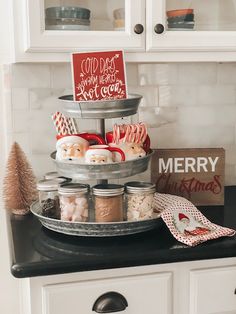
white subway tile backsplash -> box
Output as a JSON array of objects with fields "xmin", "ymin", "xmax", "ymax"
[
  {"xmin": 51, "ymin": 63, "xmax": 72, "ymax": 89},
  {"xmin": 129, "ymin": 86, "xmax": 158, "ymax": 107},
  {"xmin": 178, "ymin": 63, "xmax": 217, "ymax": 85},
  {"xmin": 198, "ymin": 85, "xmax": 235, "ymax": 105},
  {"xmin": 5, "ymin": 62, "xmax": 236, "ymax": 184},
  {"xmin": 12, "ymin": 88, "xmax": 29, "ymax": 110},
  {"xmin": 177, "ymin": 105, "xmax": 236, "ymax": 127},
  {"xmin": 31, "ymin": 132, "xmax": 55, "ymax": 155},
  {"xmin": 13, "ymin": 133, "xmax": 31, "ymax": 156},
  {"xmin": 31, "ymin": 154, "xmax": 56, "ymax": 178},
  {"xmin": 150, "ymin": 124, "xmax": 234, "ymax": 149},
  {"xmin": 11, "ymin": 64, "xmax": 51, "ymax": 88},
  {"xmin": 12, "ymin": 111, "xmax": 30, "ymax": 133},
  {"xmin": 126, "ymin": 64, "xmax": 139, "ymax": 86},
  {"xmin": 139, "ymin": 106, "xmax": 177, "ymax": 128},
  {"xmin": 159, "ymin": 85, "xmax": 197, "ymax": 107},
  {"xmin": 29, "ymin": 88, "xmax": 64, "ymax": 111},
  {"xmin": 138, "ymin": 64, "xmax": 178, "ymax": 86},
  {"xmin": 218, "ymin": 63, "xmax": 236, "ymax": 84}
]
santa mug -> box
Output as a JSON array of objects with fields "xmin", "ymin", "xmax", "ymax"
[
  {"xmin": 85, "ymin": 145, "xmax": 125, "ymax": 164},
  {"xmin": 106, "ymin": 131, "xmax": 151, "ymax": 161},
  {"xmin": 56, "ymin": 133, "xmax": 105, "ymax": 163}
]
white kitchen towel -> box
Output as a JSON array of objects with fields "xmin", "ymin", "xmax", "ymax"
[{"xmin": 154, "ymin": 193, "xmax": 236, "ymax": 247}]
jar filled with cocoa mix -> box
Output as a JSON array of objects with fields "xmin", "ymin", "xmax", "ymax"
[{"xmin": 93, "ymin": 184, "xmax": 124, "ymax": 222}]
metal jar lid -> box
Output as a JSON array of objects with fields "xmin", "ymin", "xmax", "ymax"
[
  {"xmin": 58, "ymin": 183, "xmax": 89, "ymax": 194},
  {"xmin": 93, "ymin": 184, "xmax": 124, "ymax": 197},
  {"xmin": 125, "ymin": 181, "xmax": 156, "ymax": 194},
  {"xmin": 37, "ymin": 179, "xmax": 59, "ymax": 191},
  {"xmin": 44, "ymin": 172, "xmax": 71, "ymax": 183}
]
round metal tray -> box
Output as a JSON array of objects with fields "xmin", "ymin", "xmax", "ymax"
[
  {"xmin": 30, "ymin": 201, "xmax": 161, "ymax": 237},
  {"xmin": 51, "ymin": 150, "xmax": 153, "ymax": 180},
  {"xmin": 58, "ymin": 94, "xmax": 142, "ymax": 119}
]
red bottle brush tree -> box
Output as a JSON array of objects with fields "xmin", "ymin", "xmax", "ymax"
[{"xmin": 3, "ymin": 142, "xmax": 38, "ymax": 215}]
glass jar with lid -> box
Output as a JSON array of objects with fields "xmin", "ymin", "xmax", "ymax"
[
  {"xmin": 44, "ymin": 171, "xmax": 72, "ymax": 183},
  {"xmin": 36, "ymin": 179, "xmax": 61, "ymax": 219},
  {"xmin": 125, "ymin": 182, "xmax": 156, "ymax": 221},
  {"xmin": 93, "ymin": 184, "xmax": 124, "ymax": 222},
  {"xmin": 58, "ymin": 183, "xmax": 90, "ymax": 222}
]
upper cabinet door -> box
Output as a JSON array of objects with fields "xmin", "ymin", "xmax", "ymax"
[
  {"xmin": 147, "ymin": 0, "xmax": 236, "ymax": 52},
  {"xmin": 25, "ymin": 0, "xmax": 145, "ymax": 52}
]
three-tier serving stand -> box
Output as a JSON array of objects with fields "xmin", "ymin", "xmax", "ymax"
[{"xmin": 31, "ymin": 94, "xmax": 161, "ymax": 236}]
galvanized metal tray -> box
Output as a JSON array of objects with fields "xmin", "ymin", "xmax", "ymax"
[
  {"xmin": 58, "ymin": 94, "xmax": 142, "ymax": 119},
  {"xmin": 30, "ymin": 201, "xmax": 161, "ymax": 237},
  {"xmin": 51, "ymin": 150, "xmax": 154, "ymax": 180}
]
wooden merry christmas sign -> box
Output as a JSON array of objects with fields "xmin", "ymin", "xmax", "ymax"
[
  {"xmin": 151, "ymin": 148, "xmax": 225, "ymax": 206},
  {"xmin": 71, "ymin": 50, "xmax": 127, "ymax": 101}
]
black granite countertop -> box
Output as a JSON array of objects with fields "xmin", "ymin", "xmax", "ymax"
[{"xmin": 9, "ymin": 186, "xmax": 236, "ymax": 278}]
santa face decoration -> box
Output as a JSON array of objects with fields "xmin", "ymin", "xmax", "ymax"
[
  {"xmin": 174, "ymin": 211, "xmax": 211, "ymax": 236},
  {"xmin": 109, "ymin": 142, "xmax": 146, "ymax": 162},
  {"xmin": 85, "ymin": 145, "xmax": 125, "ymax": 164},
  {"xmin": 56, "ymin": 135, "xmax": 89, "ymax": 162}
]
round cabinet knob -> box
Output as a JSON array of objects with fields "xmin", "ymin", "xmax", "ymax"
[
  {"xmin": 134, "ymin": 24, "xmax": 144, "ymax": 34},
  {"xmin": 154, "ymin": 24, "xmax": 165, "ymax": 34},
  {"xmin": 92, "ymin": 291, "xmax": 128, "ymax": 313}
]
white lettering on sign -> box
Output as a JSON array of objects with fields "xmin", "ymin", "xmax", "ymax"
[{"xmin": 159, "ymin": 157, "xmax": 219, "ymax": 173}]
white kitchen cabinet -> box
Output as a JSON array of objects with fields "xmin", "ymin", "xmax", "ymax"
[
  {"xmin": 147, "ymin": 0, "xmax": 236, "ymax": 53},
  {"xmin": 3, "ymin": 0, "xmax": 236, "ymax": 62},
  {"xmin": 20, "ymin": 257, "xmax": 236, "ymax": 314},
  {"xmin": 25, "ymin": 0, "xmax": 145, "ymax": 53},
  {"xmin": 190, "ymin": 266, "xmax": 236, "ymax": 314}
]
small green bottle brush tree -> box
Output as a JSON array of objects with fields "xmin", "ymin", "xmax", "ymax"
[{"xmin": 3, "ymin": 142, "xmax": 37, "ymax": 215}]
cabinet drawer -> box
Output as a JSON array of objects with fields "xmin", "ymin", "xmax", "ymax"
[
  {"xmin": 190, "ymin": 266, "xmax": 236, "ymax": 314},
  {"xmin": 43, "ymin": 272, "xmax": 173, "ymax": 314}
]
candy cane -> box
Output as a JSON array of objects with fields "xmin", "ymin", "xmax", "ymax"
[
  {"xmin": 140, "ymin": 123, "xmax": 148, "ymax": 143},
  {"xmin": 52, "ymin": 112, "xmax": 67, "ymax": 135},
  {"xmin": 66, "ymin": 117, "xmax": 77, "ymax": 134}
]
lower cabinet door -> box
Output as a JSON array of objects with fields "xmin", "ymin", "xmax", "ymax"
[
  {"xmin": 42, "ymin": 272, "xmax": 173, "ymax": 314},
  {"xmin": 190, "ymin": 266, "xmax": 236, "ymax": 314}
]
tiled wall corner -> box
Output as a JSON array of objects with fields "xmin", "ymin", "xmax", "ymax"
[{"xmin": 5, "ymin": 62, "xmax": 236, "ymax": 185}]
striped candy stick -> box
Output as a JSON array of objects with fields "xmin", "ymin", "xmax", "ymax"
[{"xmin": 52, "ymin": 112, "xmax": 67, "ymax": 135}]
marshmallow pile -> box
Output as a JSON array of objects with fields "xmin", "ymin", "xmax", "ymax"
[
  {"xmin": 60, "ymin": 195, "xmax": 88, "ymax": 222},
  {"xmin": 127, "ymin": 193, "xmax": 154, "ymax": 221}
]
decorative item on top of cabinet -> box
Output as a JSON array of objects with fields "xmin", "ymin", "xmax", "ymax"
[{"xmin": 3, "ymin": 142, "xmax": 37, "ymax": 215}]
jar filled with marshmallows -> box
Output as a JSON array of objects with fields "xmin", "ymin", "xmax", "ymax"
[
  {"xmin": 58, "ymin": 183, "xmax": 90, "ymax": 222},
  {"xmin": 125, "ymin": 182, "xmax": 156, "ymax": 221}
]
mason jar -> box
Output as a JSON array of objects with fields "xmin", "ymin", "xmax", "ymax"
[
  {"xmin": 92, "ymin": 184, "xmax": 124, "ymax": 222},
  {"xmin": 58, "ymin": 183, "xmax": 90, "ymax": 222},
  {"xmin": 36, "ymin": 179, "xmax": 61, "ymax": 219},
  {"xmin": 125, "ymin": 181, "xmax": 156, "ymax": 221},
  {"xmin": 44, "ymin": 171, "xmax": 72, "ymax": 183}
]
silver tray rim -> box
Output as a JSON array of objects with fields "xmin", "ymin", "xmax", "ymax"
[
  {"xmin": 51, "ymin": 149, "xmax": 154, "ymax": 168},
  {"xmin": 30, "ymin": 201, "xmax": 161, "ymax": 237},
  {"xmin": 58, "ymin": 93, "xmax": 142, "ymax": 105}
]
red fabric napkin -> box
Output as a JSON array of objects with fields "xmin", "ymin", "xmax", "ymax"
[{"xmin": 154, "ymin": 193, "xmax": 236, "ymax": 247}]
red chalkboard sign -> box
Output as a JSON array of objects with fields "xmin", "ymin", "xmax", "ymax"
[{"xmin": 71, "ymin": 50, "xmax": 127, "ymax": 101}]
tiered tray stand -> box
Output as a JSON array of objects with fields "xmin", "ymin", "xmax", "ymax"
[{"xmin": 31, "ymin": 94, "xmax": 161, "ymax": 236}]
